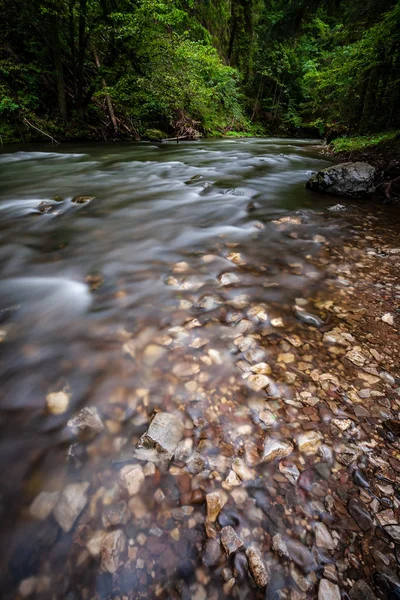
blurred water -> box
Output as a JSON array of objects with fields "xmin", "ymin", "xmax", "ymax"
[{"xmin": 0, "ymin": 138, "xmax": 342, "ymax": 598}]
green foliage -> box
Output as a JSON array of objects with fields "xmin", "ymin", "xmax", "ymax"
[{"xmin": 331, "ymin": 131, "xmax": 400, "ymax": 153}]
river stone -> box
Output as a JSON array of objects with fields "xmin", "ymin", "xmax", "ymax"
[
  {"xmin": 318, "ymin": 579, "xmax": 341, "ymax": 600},
  {"xmin": 314, "ymin": 522, "xmax": 336, "ymax": 550},
  {"xmin": 306, "ymin": 162, "xmax": 376, "ymax": 198},
  {"xmin": 100, "ymin": 529, "xmax": 126, "ymax": 573},
  {"xmin": 262, "ymin": 438, "xmax": 294, "ymax": 462},
  {"xmin": 30, "ymin": 491, "xmax": 61, "ymax": 520},
  {"xmin": 347, "ymin": 497, "xmax": 373, "ymax": 531},
  {"xmin": 206, "ymin": 491, "xmax": 226, "ymax": 522},
  {"xmin": 67, "ymin": 407, "xmax": 104, "ymax": 441},
  {"xmin": 349, "ymin": 580, "xmax": 376, "ymax": 600},
  {"xmin": 221, "ymin": 526, "xmax": 244, "ymax": 555},
  {"xmin": 272, "ymin": 534, "xmax": 314, "ymax": 572},
  {"xmin": 120, "ymin": 464, "xmax": 145, "ymax": 495},
  {"xmin": 203, "ymin": 538, "xmax": 223, "ymax": 567},
  {"xmin": 246, "ymin": 546, "xmax": 269, "ymax": 587},
  {"xmin": 297, "ymin": 430, "xmax": 323, "ymax": 454},
  {"xmin": 53, "ymin": 482, "xmax": 89, "ymax": 532},
  {"xmin": 137, "ymin": 412, "xmax": 184, "ymax": 456}
]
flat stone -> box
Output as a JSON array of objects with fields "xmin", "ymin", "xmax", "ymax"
[
  {"xmin": 262, "ymin": 438, "xmax": 294, "ymax": 462},
  {"xmin": 100, "ymin": 529, "xmax": 126, "ymax": 573},
  {"xmin": 246, "ymin": 546, "xmax": 269, "ymax": 587},
  {"xmin": 67, "ymin": 407, "xmax": 104, "ymax": 441},
  {"xmin": 279, "ymin": 462, "xmax": 300, "ymax": 485},
  {"xmin": 53, "ymin": 482, "xmax": 89, "ymax": 532},
  {"xmin": 206, "ymin": 491, "xmax": 225, "ymax": 522},
  {"xmin": 314, "ymin": 522, "xmax": 336, "ymax": 549},
  {"xmin": 297, "ymin": 430, "xmax": 323, "ymax": 454},
  {"xmin": 221, "ymin": 526, "xmax": 244, "ymax": 555},
  {"xmin": 30, "ymin": 491, "xmax": 60, "ymax": 520},
  {"xmin": 349, "ymin": 580, "xmax": 376, "ymax": 600},
  {"xmin": 272, "ymin": 534, "xmax": 314, "ymax": 572},
  {"xmin": 348, "ymin": 498, "xmax": 373, "ymax": 531},
  {"xmin": 318, "ymin": 579, "xmax": 341, "ymax": 600},
  {"xmin": 137, "ymin": 412, "xmax": 184, "ymax": 456},
  {"xmin": 120, "ymin": 464, "xmax": 145, "ymax": 496}
]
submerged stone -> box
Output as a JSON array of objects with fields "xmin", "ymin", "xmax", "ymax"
[
  {"xmin": 137, "ymin": 412, "xmax": 184, "ymax": 456},
  {"xmin": 246, "ymin": 546, "xmax": 269, "ymax": 587},
  {"xmin": 67, "ymin": 407, "xmax": 104, "ymax": 441},
  {"xmin": 53, "ymin": 482, "xmax": 89, "ymax": 532}
]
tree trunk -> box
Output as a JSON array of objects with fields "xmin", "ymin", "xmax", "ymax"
[
  {"xmin": 93, "ymin": 50, "xmax": 118, "ymax": 134},
  {"xmin": 51, "ymin": 15, "xmax": 68, "ymax": 121},
  {"xmin": 77, "ymin": 0, "xmax": 87, "ymax": 116}
]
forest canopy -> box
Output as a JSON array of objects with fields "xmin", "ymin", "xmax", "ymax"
[{"xmin": 0, "ymin": 0, "xmax": 399, "ymax": 143}]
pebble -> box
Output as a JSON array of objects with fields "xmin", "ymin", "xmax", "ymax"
[
  {"xmin": 231, "ymin": 458, "xmax": 254, "ymax": 481},
  {"xmin": 138, "ymin": 412, "xmax": 184, "ymax": 456},
  {"xmin": 347, "ymin": 498, "xmax": 373, "ymax": 531},
  {"xmin": 221, "ymin": 526, "xmax": 244, "ymax": 555},
  {"xmin": 314, "ymin": 522, "xmax": 336, "ymax": 550},
  {"xmin": 120, "ymin": 464, "xmax": 145, "ymax": 495},
  {"xmin": 30, "ymin": 491, "xmax": 60, "ymax": 520},
  {"xmin": 318, "ymin": 579, "xmax": 341, "ymax": 600},
  {"xmin": 206, "ymin": 491, "xmax": 225, "ymax": 522},
  {"xmin": 247, "ymin": 373, "xmax": 270, "ymax": 391},
  {"xmin": 246, "ymin": 546, "xmax": 269, "ymax": 587},
  {"xmin": 203, "ymin": 538, "xmax": 222, "ymax": 567},
  {"xmin": 46, "ymin": 390, "xmax": 70, "ymax": 415},
  {"xmin": 100, "ymin": 529, "xmax": 126, "ymax": 573},
  {"xmin": 53, "ymin": 482, "xmax": 90, "ymax": 532},
  {"xmin": 219, "ymin": 272, "xmax": 240, "ymax": 286},
  {"xmin": 272, "ymin": 534, "xmax": 314, "ymax": 571},
  {"xmin": 297, "ymin": 430, "xmax": 323, "ymax": 454},
  {"xmin": 279, "ymin": 461, "xmax": 300, "ymax": 485},
  {"xmin": 382, "ymin": 313, "xmax": 395, "ymax": 325},
  {"xmin": 262, "ymin": 438, "xmax": 294, "ymax": 462},
  {"xmin": 67, "ymin": 407, "xmax": 104, "ymax": 441}
]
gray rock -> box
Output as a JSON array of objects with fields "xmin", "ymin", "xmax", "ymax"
[
  {"xmin": 307, "ymin": 162, "xmax": 376, "ymax": 198},
  {"xmin": 349, "ymin": 580, "xmax": 376, "ymax": 600},
  {"xmin": 67, "ymin": 407, "xmax": 104, "ymax": 441},
  {"xmin": 318, "ymin": 579, "xmax": 341, "ymax": 600},
  {"xmin": 221, "ymin": 526, "xmax": 244, "ymax": 555},
  {"xmin": 53, "ymin": 482, "xmax": 89, "ymax": 532},
  {"xmin": 203, "ymin": 538, "xmax": 223, "ymax": 567},
  {"xmin": 137, "ymin": 412, "xmax": 184, "ymax": 456},
  {"xmin": 314, "ymin": 522, "xmax": 336, "ymax": 550},
  {"xmin": 272, "ymin": 534, "xmax": 314, "ymax": 572},
  {"xmin": 30, "ymin": 491, "xmax": 60, "ymax": 520}
]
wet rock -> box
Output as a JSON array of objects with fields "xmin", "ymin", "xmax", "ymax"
[
  {"xmin": 279, "ymin": 462, "xmax": 300, "ymax": 485},
  {"xmin": 53, "ymin": 482, "xmax": 89, "ymax": 532},
  {"xmin": 349, "ymin": 580, "xmax": 376, "ymax": 600},
  {"xmin": 72, "ymin": 195, "xmax": 95, "ymax": 204},
  {"xmin": 232, "ymin": 458, "xmax": 255, "ymax": 481},
  {"xmin": 67, "ymin": 407, "xmax": 104, "ymax": 441},
  {"xmin": 293, "ymin": 305, "xmax": 324, "ymax": 327},
  {"xmin": 102, "ymin": 501, "xmax": 130, "ymax": 527},
  {"xmin": 314, "ymin": 522, "xmax": 336, "ymax": 550},
  {"xmin": 138, "ymin": 412, "xmax": 184, "ymax": 456},
  {"xmin": 328, "ymin": 204, "xmax": 346, "ymax": 212},
  {"xmin": 262, "ymin": 438, "xmax": 294, "ymax": 463},
  {"xmin": 347, "ymin": 498, "xmax": 373, "ymax": 531},
  {"xmin": 219, "ymin": 272, "xmax": 240, "ymax": 286},
  {"xmin": 246, "ymin": 546, "xmax": 269, "ymax": 587},
  {"xmin": 297, "ymin": 430, "xmax": 323, "ymax": 454},
  {"xmin": 318, "ymin": 579, "xmax": 341, "ymax": 600},
  {"xmin": 19, "ymin": 577, "xmax": 38, "ymax": 597},
  {"xmin": 307, "ymin": 162, "xmax": 376, "ymax": 198},
  {"xmin": 247, "ymin": 373, "xmax": 270, "ymax": 391},
  {"xmin": 206, "ymin": 491, "xmax": 226, "ymax": 522},
  {"xmin": 120, "ymin": 464, "xmax": 145, "ymax": 495},
  {"xmin": 384, "ymin": 524, "xmax": 400, "ymax": 543},
  {"xmin": 100, "ymin": 529, "xmax": 126, "ymax": 573},
  {"xmin": 46, "ymin": 390, "xmax": 70, "ymax": 415},
  {"xmin": 221, "ymin": 526, "xmax": 244, "ymax": 555},
  {"xmin": 30, "ymin": 491, "xmax": 60, "ymax": 520},
  {"xmin": 203, "ymin": 538, "xmax": 222, "ymax": 567},
  {"xmin": 272, "ymin": 534, "xmax": 314, "ymax": 572}
]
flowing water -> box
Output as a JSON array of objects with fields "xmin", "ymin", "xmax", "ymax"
[{"xmin": 0, "ymin": 139, "xmax": 399, "ymax": 600}]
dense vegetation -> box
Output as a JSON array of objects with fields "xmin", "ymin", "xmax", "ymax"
[{"xmin": 0, "ymin": 0, "xmax": 399, "ymax": 143}]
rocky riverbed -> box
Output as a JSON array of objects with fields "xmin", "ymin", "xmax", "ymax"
[{"xmin": 0, "ymin": 141, "xmax": 399, "ymax": 600}]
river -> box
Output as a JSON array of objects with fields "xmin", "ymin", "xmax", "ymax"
[{"xmin": 0, "ymin": 138, "xmax": 399, "ymax": 599}]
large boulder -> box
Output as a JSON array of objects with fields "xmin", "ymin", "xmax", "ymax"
[{"xmin": 306, "ymin": 162, "xmax": 376, "ymax": 198}]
